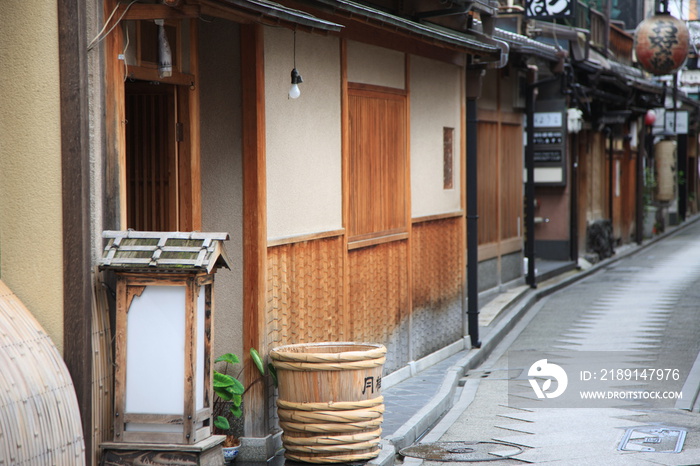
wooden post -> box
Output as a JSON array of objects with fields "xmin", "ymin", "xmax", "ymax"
[
  {"xmin": 58, "ymin": 0, "xmax": 93, "ymax": 462},
  {"xmin": 241, "ymin": 23, "xmax": 268, "ymax": 437}
]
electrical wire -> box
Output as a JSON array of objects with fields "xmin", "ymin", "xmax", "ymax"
[{"xmin": 87, "ymin": 0, "xmax": 139, "ymax": 52}]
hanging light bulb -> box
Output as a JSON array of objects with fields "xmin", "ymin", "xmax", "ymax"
[{"xmin": 289, "ymin": 68, "xmax": 303, "ymax": 99}]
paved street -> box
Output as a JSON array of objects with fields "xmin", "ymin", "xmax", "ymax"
[{"xmin": 403, "ymin": 219, "xmax": 700, "ymax": 465}]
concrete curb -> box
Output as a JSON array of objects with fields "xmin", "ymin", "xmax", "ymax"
[{"xmin": 370, "ymin": 214, "xmax": 700, "ymax": 466}]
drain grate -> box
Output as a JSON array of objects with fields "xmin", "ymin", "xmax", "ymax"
[
  {"xmin": 399, "ymin": 441, "xmax": 524, "ymax": 462},
  {"xmin": 618, "ymin": 426, "xmax": 687, "ymax": 453}
]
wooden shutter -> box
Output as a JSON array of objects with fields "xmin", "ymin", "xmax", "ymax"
[{"xmin": 347, "ymin": 87, "xmax": 408, "ymax": 243}]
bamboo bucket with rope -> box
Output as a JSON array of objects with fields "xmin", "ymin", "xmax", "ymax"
[{"xmin": 270, "ymin": 342, "xmax": 386, "ymax": 463}]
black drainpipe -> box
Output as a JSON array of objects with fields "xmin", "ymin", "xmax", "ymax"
[
  {"xmin": 608, "ymin": 127, "xmax": 614, "ymax": 221},
  {"xmin": 570, "ymin": 130, "xmax": 579, "ymax": 263},
  {"xmin": 525, "ymin": 76, "xmax": 537, "ymax": 288},
  {"xmin": 636, "ymin": 122, "xmax": 647, "ymax": 245},
  {"xmin": 466, "ymin": 69, "xmax": 483, "ymax": 349}
]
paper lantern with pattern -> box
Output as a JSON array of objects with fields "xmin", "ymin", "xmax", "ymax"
[{"xmin": 634, "ymin": 13, "xmax": 689, "ymax": 76}]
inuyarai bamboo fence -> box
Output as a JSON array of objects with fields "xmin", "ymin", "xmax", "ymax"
[
  {"xmin": 270, "ymin": 342, "xmax": 386, "ymax": 464},
  {"xmin": 92, "ymin": 269, "xmax": 114, "ymax": 465},
  {"xmin": 0, "ymin": 280, "xmax": 85, "ymax": 465}
]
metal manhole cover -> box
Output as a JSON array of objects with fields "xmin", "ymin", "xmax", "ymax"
[
  {"xmin": 399, "ymin": 441, "xmax": 524, "ymax": 462},
  {"xmin": 618, "ymin": 426, "xmax": 687, "ymax": 453}
]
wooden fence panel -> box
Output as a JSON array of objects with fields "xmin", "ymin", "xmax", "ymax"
[
  {"xmin": 500, "ymin": 123, "xmax": 523, "ymax": 240},
  {"xmin": 477, "ymin": 121, "xmax": 499, "ymax": 244},
  {"xmin": 347, "ymin": 89, "xmax": 408, "ymax": 242}
]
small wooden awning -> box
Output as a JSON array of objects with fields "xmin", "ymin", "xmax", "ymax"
[{"xmin": 99, "ymin": 231, "xmax": 231, "ymax": 274}]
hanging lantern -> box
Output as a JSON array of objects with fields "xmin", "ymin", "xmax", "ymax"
[{"xmin": 634, "ymin": 13, "xmax": 689, "ymax": 76}]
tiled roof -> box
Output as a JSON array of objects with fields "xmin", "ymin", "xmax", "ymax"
[{"xmin": 99, "ymin": 230, "xmax": 230, "ymax": 274}]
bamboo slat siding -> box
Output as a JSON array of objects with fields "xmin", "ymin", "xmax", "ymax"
[
  {"xmin": 411, "ymin": 217, "xmax": 464, "ymax": 358},
  {"xmin": 266, "ymin": 237, "xmax": 410, "ymax": 376},
  {"xmin": 266, "ymin": 236, "xmax": 346, "ymax": 347},
  {"xmin": 347, "ymin": 241, "xmax": 409, "ymax": 373},
  {"xmin": 0, "ymin": 280, "xmax": 86, "ymax": 465},
  {"xmin": 265, "ymin": 218, "xmax": 464, "ymax": 375},
  {"xmin": 92, "ymin": 271, "xmax": 114, "ymax": 466}
]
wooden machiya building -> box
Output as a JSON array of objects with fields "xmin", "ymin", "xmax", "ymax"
[{"xmin": 75, "ymin": 0, "xmax": 521, "ymax": 462}]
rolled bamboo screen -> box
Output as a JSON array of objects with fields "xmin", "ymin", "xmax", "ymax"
[
  {"xmin": 270, "ymin": 342, "xmax": 386, "ymax": 464},
  {"xmin": 0, "ymin": 280, "xmax": 85, "ymax": 465}
]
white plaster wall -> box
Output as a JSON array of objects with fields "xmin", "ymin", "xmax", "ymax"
[
  {"xmin": 347, "ymin": 41, "xmax": 405, "ymax": 89},
  {"xmin": 199, "ymin": 20, "xmax": 244, "ymax": 357},
  {"xmin": 0, "ymin": 1, "xmax": 64, "ymax": 352},
  {"xmin": 410, "ymin": 55, "xmax": 463, "ymax": 218},
  {"xmin": 265, "ymin": 28, "xmax": 342, "ymax": 240}
]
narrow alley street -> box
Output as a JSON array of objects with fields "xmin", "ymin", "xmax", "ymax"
[{"xmin": 405, "ymin": 219, "xmax": 700, "ymax": 465}]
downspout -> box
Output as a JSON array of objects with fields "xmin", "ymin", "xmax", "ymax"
[
  {"xmin": 636, "ymin": 121, "xmax": 646, "ymax": 244},
  {"xmin": 570, "ymin": 130, "xmax": 579, "ymax": 263},
  {"xmin": 466, "ymin": 68, "xmax": 484, "ymax": 349},
  {"xmin": 525, "ymin": 67, "xmax": 537, "ymax": 288},
  {"xmin": 608, "ymin": 127, "xmax": 614, "ymax": 222},
  {"xmin": 679, "ymin": 132, "xmax": 688, "ymax": 222},
  {"xmin": 674, "ymin": 74, "xmax": 688, "ymax": 222},
  {"xmin": 464, "ymin": 13, "xmax": 508, "ymax": 349}
]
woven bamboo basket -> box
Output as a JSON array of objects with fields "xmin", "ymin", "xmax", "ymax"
[
  {"xmin": 0, "ymin": 280, "xmax": 85, "ymax": 465},
  {"xmin": 270, "ymin": 342, "xmax": 386, "ymax": 463}
]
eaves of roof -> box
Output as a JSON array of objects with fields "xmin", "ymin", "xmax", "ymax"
[
  {"xmin": 216, "ymin": 0, "xmax": 344, "ymax": 31},
  {"xmin": 310, "ymin": 0, "xmax": 501, "ymax": 57},
  {"xmin": 494, "ymin": 28, "xmax": 560, "ymax": 62}
]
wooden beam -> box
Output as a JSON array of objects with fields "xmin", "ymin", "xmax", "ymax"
[
  {"xmin": 188, "ymin": 20, "xmax": 202, "ymax": 230},
  {"xmin": 125, "ymin": 66, "xmax": 195, "ymax": 87},
  {"xmin": 58, "ymin": 0, "xmax": 93, "ymax": 463},
  {"xmin": 240, "ymin": 23, "xmax": 268, "ymax": 438},
  {"xmin": 104, "ymin": 0, "xmax": 127, "ymax": 229},
  {"xmin": 120, "ymin": 3, "xmax": 201, "ymax": 20}
]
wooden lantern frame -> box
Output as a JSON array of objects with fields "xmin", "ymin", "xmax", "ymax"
[{"xmin": 99, "ymin": 231, "xmax": 230, "ymax": 446}]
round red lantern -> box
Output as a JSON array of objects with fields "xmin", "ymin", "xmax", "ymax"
[
  {"xmin": 634, "ymin": 13, "xmax": 689, "ymax": 76},
  {"xmin": 644, "ymin": 109, "xmax": 657, "ymax": 126}
]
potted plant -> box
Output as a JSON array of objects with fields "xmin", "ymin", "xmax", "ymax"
[{"xmin": 213, "ymin": 348, "xmax": 277, "ymax": 463}]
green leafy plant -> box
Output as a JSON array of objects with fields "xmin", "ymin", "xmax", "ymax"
[{"xmin": 212, "ymin": 348, "xmax": 277, "ymax": 433}]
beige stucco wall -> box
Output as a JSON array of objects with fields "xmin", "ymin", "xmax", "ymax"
[
  {"xmin": 347, "ymin": 41, "xmax": 405, "ymax": 89},
  {"xmin": 265, "ymin": 28, "xmax": 342, "ymax": 240},
  {"xmin": 0, "ymin": 1, "xmax": 64, "ymax": 352},
  {"xmin": 199, "ymin": 20, "xmax": 245, "ymax": 358},
  {"xmin": 410, "ymin": 55, "xmax": 463, "ymax": 218}
]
